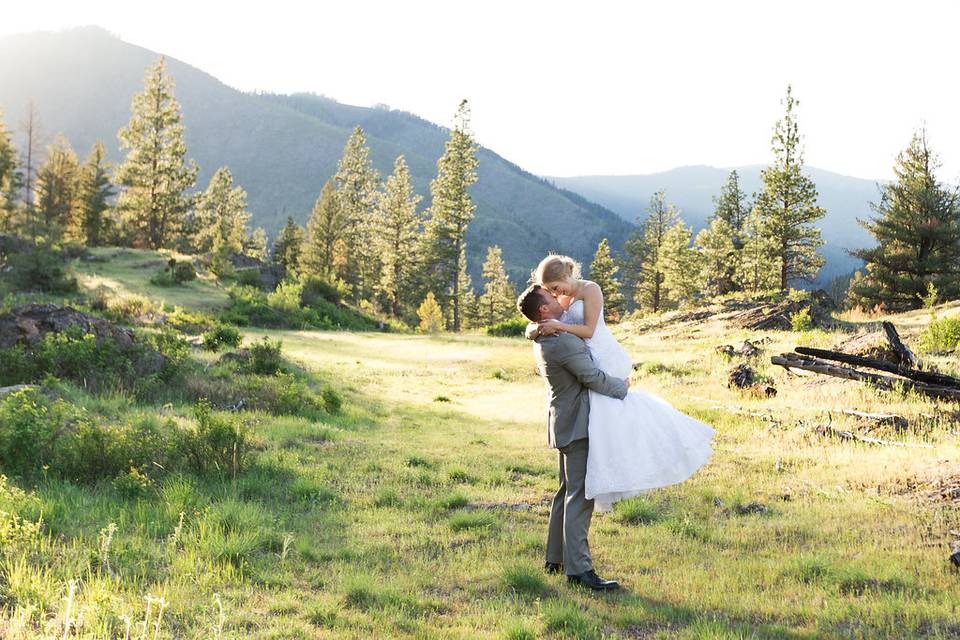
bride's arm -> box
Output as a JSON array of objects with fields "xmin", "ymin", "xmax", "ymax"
[{"xmin": 540, "ymin": 283, "xmax": 603, "ymax": 339}]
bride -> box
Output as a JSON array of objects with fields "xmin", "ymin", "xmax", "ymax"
[{"xmin": 529, "ymin": 254, "xmax": 715, "ymax": 512}]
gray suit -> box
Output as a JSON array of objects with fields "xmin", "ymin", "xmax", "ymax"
[{"xmin": 533, "ymin": 332, "xmax": 628, "ymax": 575}]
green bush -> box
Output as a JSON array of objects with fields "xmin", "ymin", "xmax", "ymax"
[
  {"xmin": 234, "ymin": 268, "xmax": 262, "ymax": 288},
  {"xmin": 202, "ymin": 324, "xmax": 243, "ymax": 351},
  {"xmin": 150, "ymin": 258, "xmax": 197, "ymax": 287},
  {"xmin": 244, "ymin": 337, "xmax": 284, "ymax": 375},
  {"xmin": 180, "ymin": 399, "xmax": 249, "ymax": 477},
  {"xmin": 7, "ymin": 247, "xmax": 78, "ymax": 294},
  {"xmin": 919, "ymin": 314, "xmax": 960, "ymax": 353},
  {"xmin": 300, "ymin": 276, "xmax": 345, "ymax": 307},
  {"xmin": 790, "ymin": 307, "xmax": 813, "ymax": 332},
  {"xmin": 486, "ymin": 317, "xmax": 528, "ymax": 338},
  {"xmin": 0, "ymin": 326, "xmax": 188, "ymax": 395},
  {"xmin": 221, "ymin": 284, "xmax": 380, "ymax": 331}
]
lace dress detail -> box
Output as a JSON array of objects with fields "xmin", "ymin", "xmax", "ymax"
[{"xmin": 563, "ymin": 299, "xmax": 715, "ymax": 512}]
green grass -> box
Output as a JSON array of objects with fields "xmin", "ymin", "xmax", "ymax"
[{"xmin": 0, "ymin": 256, "xmax": 959, "ymax": 637}]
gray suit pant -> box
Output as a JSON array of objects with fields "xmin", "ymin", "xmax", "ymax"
[{"xmin": 545, "ymin": 437, "xmax": 593, "ymax": 575}]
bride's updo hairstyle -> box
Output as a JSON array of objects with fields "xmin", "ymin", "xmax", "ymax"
[{"xmin": 533, "ymin": 254, "xmax": 581, "ymax": 286}]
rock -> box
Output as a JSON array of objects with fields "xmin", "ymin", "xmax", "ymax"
[
  {"xmin": 832, "ymin": 331, "xmax": 900, "ymax": 365},
  {"xmin": 734, "ymin": 501, "xmax": 769, "ymax": 515},
  {"xmin": 0, "ymin": 384, "xmax": 33, "ymax": 398},
  {"xmin": 0, "ymin": 304, "xmax": 137, "ymax": 349},
  {"xmin": 736, "ymin": 340, "xmax": 762, "ymax": 357},
  {"xmin": 716, "ymin": 344, "xmax": 735, "ymax": 357},
  {"xmin": 727, "ymin": 364, "xmax": 755, "ymax": 388}
]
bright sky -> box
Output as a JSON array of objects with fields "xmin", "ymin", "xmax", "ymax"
[{"xmin": 5, "ymin": 0, "xmax": 959, "ymax": 181}]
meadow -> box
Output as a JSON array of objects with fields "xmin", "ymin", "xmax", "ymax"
[{"xmin": 0, "ymin": 250, "xmax": 958, "ymax": 639}]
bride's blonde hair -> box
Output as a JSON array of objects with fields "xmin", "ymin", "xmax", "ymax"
[{"xmin": 533, "ymin": 254, "xmax": 581, "ymax": 285}]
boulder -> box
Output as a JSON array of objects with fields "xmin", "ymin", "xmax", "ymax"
[{"xmin": 0, "ymin": 304, "xmax": 136, "ymax": 349}]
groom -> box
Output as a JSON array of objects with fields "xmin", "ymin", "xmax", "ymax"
[{"xmin": 517, "ymin": 284, "xmax": 629, "ymax": 590}]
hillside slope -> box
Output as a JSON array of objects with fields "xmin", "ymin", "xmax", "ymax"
[{"xmin": 0, "ymin": 27, "xmax": 632, "ymax": 283}]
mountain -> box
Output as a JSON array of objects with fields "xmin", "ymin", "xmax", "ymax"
[
  {"xmin": 0, "ymin": 26, "xmax": 632, "ymax": 284},
  {"xmin": 549, "ymin": 166, "xmax": 885, "ymax": 285}
]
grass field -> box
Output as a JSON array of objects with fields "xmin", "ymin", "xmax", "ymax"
[{"xmin": 1, "ymin": 251, "xmax": 959, "ymax": 638}]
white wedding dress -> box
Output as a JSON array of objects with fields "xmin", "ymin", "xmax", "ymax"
[{"xmin": 562, "ymin": 299, "xmax": 716, "ymax": 512}]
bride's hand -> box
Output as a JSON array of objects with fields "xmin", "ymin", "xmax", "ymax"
[{"xmin": 538, "ymin": 319, "xmax": 565, "ymax": 336}]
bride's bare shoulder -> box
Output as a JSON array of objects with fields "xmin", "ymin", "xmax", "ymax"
[{"xmin": 580, "ymin": 280, "xmax": 604, "ymax": 301}]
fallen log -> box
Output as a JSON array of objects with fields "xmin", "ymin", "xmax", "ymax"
[
  {"xmin": 771, "ymin": 353, "xmax": 960, "ymax": 402},
  {"xmin": 813, "ymin": 423, "xmax": 935, "ymax": 448},
  {"xmin": 883, "ymin": 321, "xmax": 922, "ymax": 370},
  {"xmin": 841, "ymin": 409, "xmax": 908, "ymax": 431},
  {"xmin": 793, "ymin": 346, "xmax": 960, "ymax": 388}
]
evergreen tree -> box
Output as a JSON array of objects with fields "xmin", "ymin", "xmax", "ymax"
[
  {"xmin": 333, "ymin": 127, "xmax": 379, "ymax": 300},
  {"xmin": 848, "ymin": 129, "xmax": 960, "ymax": 311},
  {"xmin": 116, "ymin": 57, "xmax": 198, "ymax": 249},
  {"xmin": 423, "ymin": 100, "xmax": 479, "ymax": 331},
  {"xmin": 479, "ymin": 245, "xmax": 517, "ymax": 325},
  {"xmin": 695, "ymin": 217, "xmax": 738, "ymax": 296},
  {"xmin": 0, "ymin": 112, "xmax": 22, "ymax": 232},
  {"xmin": 272, "ymin": 216, "xmax": 305, "ymax": 274},
  {"xmin": 736, "ymin": 208, "xmax": 781, "ymax": 292},
  {"xmin": 632, "ymin": 191, "xmax": 679, "ymax": 312},
  {"xmin": 418, "ymin": 291, "xmax": 444, "ymax": 333},
  {"xmin": 377, "ymin": 155, "xmax": 424, "ymax": 318},
  {"xmin": 712, "ymin": 169, "xmax": 750, "ymax": 247},
  {"xmin": 192, "ymin": 167, "xmax": 251, "ymax": 255},
  {"xmin": 660, "ymin": 221, "xmax": 703, "ymax": 307},
  {"xmin": 32, "ymin": 135, "xmax": 79, "ymax": 243},
  {"xmin": 73, "ymin": 141, "xmax": 115, "ymax": 246},
  {"xmin": 302, "ymin": 180, "xmax": 346, "ymax": 280},
  {"xmin": 588, "ymin": 238, "xmax": 625, "ymax": 322},
  {"xmin": 754, "ymin": 86, "xmax": 825, "ymax": 289},
  {"xmin": 245, "ymin": 227, "xmax": 269, "ymax": 261}
]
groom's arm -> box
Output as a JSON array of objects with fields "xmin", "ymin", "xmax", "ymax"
[{"xmin": 553, "ymin": 335, "xmax": 629, "ymax": 399}]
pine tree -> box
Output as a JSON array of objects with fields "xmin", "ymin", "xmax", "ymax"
[
  {"xmin": 418, "ymin": 291, "xmax": 444, "ymax": 333},
  {"xmin": 116, "ymin": 57, "xmax": 198, "ymax": 249},
  {"xmin": 660, "ymin": 221, "xmax": 703, "ymax": 307},
  {"xmin": 0, "ymin": 111, "xmax": 22, "ymax": 232},
  {"xmin": 632, "ymin": 191, "xmax": 679, "ymax": 312},
  {"xmin": 32, "ymin": 135, "xmax": 79, "ymax": 243},
  {"xmin": 848, "ymin": 129, "xmax": 960, "ymax": 311},
  {"xmin": 377, "ymin": 155, "xmax": 424, "ymax": 319},
  {"xmin": 712, "ymin": 170, "xmax": 750, "ymax": 247},
  {"xmin": 302, "ymin": 180, "xmax": 346, "ymax": 280},
  {"xmin": 479, "ymin": 245, "xmax": 517, "ymax": 326},
  {"xmin": 245, "ymin": 227, "xmax": 269, "ymax": 261},
  {"xmin": 73, "ymin": 141, "xmax": 115, "ymax": 246},
  {"xmin": 695, "ymin": 217, "xmax": 738, "ymax": 296},
  {"xmin": 736, "ymin": 208, "xmax": 781, "ymax": 292},
  {"xmin": 423, "ymin": 100, "xmax": 479, "ymax": 331},
  {"xmin": 191, "ymin": 167, "xmax": 251, "ymax": 255},
  {"xmin": 588, "ymin": 238, "xmax": 625, "ymax": 322},
  {"xmin": 754, "ymin": 86, "xmax": 825, "ymax": 289},
  {"xmin": 333, "ymin": 127, "xmax": 379, "ymax": 301},
  {"xmin": 272, "ymin": 217, "xmax": 305, "ymax": 273}
]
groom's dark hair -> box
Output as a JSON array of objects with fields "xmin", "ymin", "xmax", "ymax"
[{"xmin": 517, "ymin": 284, "xmax": 551, "ymax": 322}]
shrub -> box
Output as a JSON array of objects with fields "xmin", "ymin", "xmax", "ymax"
[
  {"xmin": 790, "ymin": 307, "xmax": 813, "ymax": 332},
  {"xmin": 244, "ymin": 337, "xmax": 284, "ymax": 375},
  {"xmin": 7, "ymin": 247, "xmax": 78, "ymax": 294},
  {"xmin": 180, "ymin": 399, "xmax": 249, "ymax": 477},
  {"xmin": 919, "ymin": 314, "xmax": 960, "ymax": 353},
  {"xmin": 222, "ymin": 284, "xmax": 379, "ymax": 331},
  {"xmin": 202, "ymin": 324, "xmax": 243, "ymax": 351},
  {"xmin": 151, "ymin": 258, "xmax": 197, "ymax": 286},
  {"xmin": 166, "ymin": 307, "xmax": 215, "ymax": 335},
  {"xmin": 300, "ymin": 276, "xmax": 344, "ymax": 307},
  {"xmin": 418, "ymin": 292, "xmax": 443, "ymax": 333},
  {"xmin": 107, "ymin": 294, "xmax": 154, "ymax": 321},
  {"xmin": 235, "ymin": 268, "xmax": 262, "ymax": 288},
  {"xmin": 486, "ymin": 316, "xmax": 527, "ymax": 338}
]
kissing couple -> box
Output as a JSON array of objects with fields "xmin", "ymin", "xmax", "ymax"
[{"xmin": 516, "ymin": 254, "xmax": 715, "ymax": 590}]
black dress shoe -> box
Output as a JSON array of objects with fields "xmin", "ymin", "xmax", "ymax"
[
  {"xmin": 567, "ymin": 569, "xmax": 619, "ymax": 591},
  {"xmin": 544, "ymin": 562, "xmax": 562, "ymax": 574}
]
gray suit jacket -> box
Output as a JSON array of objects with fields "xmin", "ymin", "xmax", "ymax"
[{"xmin": 533, "ymin": 332, "xmax": 629, "ymax": 449}]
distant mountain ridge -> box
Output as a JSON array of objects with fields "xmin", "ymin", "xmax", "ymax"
[
  {"xmin": 0, "ymin": 26, "xmax": 631, "ymax": 284},
  {"xmin": 549, "ymin": 165, "xmax": 885, "ymax": 285}
]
